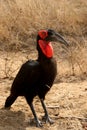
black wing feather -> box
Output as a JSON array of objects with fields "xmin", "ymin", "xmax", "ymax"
[{"xmin": 11, "ymin": 60, "xmax": 41, "ymax": 95}]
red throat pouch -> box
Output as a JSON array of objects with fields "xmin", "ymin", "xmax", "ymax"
[{"xmin": 38, "ymin": 40, "xmax": 53, "ymax": 58}]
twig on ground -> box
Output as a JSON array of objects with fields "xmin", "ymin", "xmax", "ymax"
[
  {"xmin": 47, "ymin": 106, "xmax": 60, "ymax": 109},
  {"xmin": 52, "ymin": 115, "xmax": 87, "ymax": 121}
]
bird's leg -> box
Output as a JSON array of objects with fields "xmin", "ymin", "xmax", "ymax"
[
  {"xmin": 25, "ymin": 96, "xmax": 43, "ymax": 127},
  {"xmin": 40, "ymin": 99, "xmax": 54, "ymax": 124},
  {"xmin": 29, "ymin": 103, "xmax": 43, "ymax": 127}
]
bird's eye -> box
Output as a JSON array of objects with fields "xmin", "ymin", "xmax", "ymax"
[{"xmin": 48, "ymin": 31, "xmax": 53, "ymax": 36}]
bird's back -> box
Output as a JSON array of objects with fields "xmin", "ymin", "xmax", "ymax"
[{"xmin": 11, "ymin": 60, "xmax": 41, "ymax": 96}]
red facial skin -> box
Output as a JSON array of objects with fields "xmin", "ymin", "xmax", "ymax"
[{"xmin": 38, "ymin": 40, "xmax": 53, "ymax": 58}]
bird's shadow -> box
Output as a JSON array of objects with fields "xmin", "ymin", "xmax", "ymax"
[
  {"xmin": 0, "ymin": 107, "xmax": 43, "ymax": 129},
  {"xmin": 0, "ymin": 108, "xmax": 26, "ymax": 130}
]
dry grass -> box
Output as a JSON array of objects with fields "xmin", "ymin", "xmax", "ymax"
[
  {"xmin": 0, "ymin": 0, "xmax": 87, "ymax": 42},
  {"xmin": 0, "ymin": 0, "xmax": 87, "ymax": 77}
]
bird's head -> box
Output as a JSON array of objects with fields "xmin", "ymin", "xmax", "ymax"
[
  {"xmin": 37, "ymin": 29, "xmax": 69, "ymax": 58},
  {"xmin": 38, "ymin": 29, "xmax": 69, "ymax": 46}
]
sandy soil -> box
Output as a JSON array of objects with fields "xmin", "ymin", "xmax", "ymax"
[
  {"xmin": 0, "ymin": 79, "xmax": 87, "ymax": 130},
  {"xmin": 0, "ymin": 52, "xmax": 87, "ymax": 130}
]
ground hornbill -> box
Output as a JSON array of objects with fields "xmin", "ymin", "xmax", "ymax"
[{"xmin": 4, "ymin": 29, "xmax": 69, "ymax": 127}]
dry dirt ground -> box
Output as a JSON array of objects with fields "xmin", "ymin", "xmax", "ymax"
[{"xmin": 0, "ymin": 51, "xmax": 87, "ymax": 130}]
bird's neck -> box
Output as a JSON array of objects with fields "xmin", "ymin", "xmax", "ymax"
[
  {"xmin": 38, "ymin": 40, "xmax": 53, "ymax": 59},
  {"xmin": 37, "ymin": 39, "xmax": 57, "ymax": 86}
]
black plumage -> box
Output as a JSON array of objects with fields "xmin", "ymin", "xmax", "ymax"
[{"xmin": 5, "ymin": 29, "xmax": 68, "ymax": 127}]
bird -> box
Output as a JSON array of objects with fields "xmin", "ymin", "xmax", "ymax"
[{"xmin": 4, "ymin": 29, "xmax": 69, "ymax": 127}]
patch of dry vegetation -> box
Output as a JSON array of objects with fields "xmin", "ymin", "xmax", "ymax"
[{"xmin": 0, "ymin": 0, "xmax": 87, "ymax": 78}]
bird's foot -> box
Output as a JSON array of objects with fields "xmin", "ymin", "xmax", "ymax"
[
  {"xmin": 42, "ymin": 115, "xmax": 54, "ymax": 124},
  {"xmin": 30, "ymin": 118, "xmax": 43, "ymax": 127},
  {"xmin": 36, "ymin": 120, "xmax": 43, "ymax": 127}
]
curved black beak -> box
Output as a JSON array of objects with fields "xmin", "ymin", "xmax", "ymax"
[
  {"xmin": 45, "ymin": 29, "xmax": 69, "ymax": 47},
  {"xmin": 55, "ymin": 32, "xmax": 69, "ymax": 47}
]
